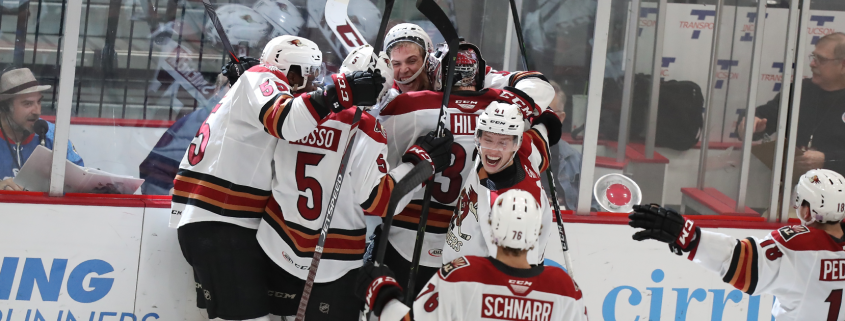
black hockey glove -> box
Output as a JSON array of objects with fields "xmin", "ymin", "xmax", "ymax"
[
  {"xmin": 628, "ymin": 204, "xmax": 700, "ymax": 256},
  {"xmin": 356, "ymin": 262, "xmax": 403, "ymax": 317},
  {"xmin": 222, "ymin": 57, "xmax": 260, "ymax": 86},
  {"xmin": 531, "ymin": 109, "xmax": 562, "ymax": 146},
  {"xmin": 403, "ymin": 130, "xmax": 454, "ymax": 174},
  {"xmin": 323, "ymin": 71, "xmax": 386, "ymax": 112}
]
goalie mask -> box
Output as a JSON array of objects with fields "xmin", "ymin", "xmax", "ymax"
[
  {"xmin": 260, "ymin": 35, "xmax": 323, "ymax": 91},
  {"xmin": 490, "ymin": 189, "xmax": 542, "ymax": 250},
  {"xmin": 430, "ymin": 42, "xmax": 487, "ymax": 91},
  {"xmin": 340, "ymin": 44, "xmax": 394, "ymax": 103},
  {"xmin": 793, "ymin": 169, "xmax": 845, "ymax": 224}
]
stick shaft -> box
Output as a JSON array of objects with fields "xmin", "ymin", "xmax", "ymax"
[{"xmin": 198, "ymin": 0, "xmax": 238, "ymax": 63}]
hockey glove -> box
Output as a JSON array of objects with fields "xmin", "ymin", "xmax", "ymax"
[
  {"xmin": 323, "ymin": 71, "xmax": 387, "ymax": 112},
  {"xmin": 403, "ymin": 130, "xmax": 454, "ymax": 174},
  {"xmin": 222, "ymin": 57, "xmax": 260, "ymax": 86},
  {"xmin": 356, "ymin": 262, "xmax": 403, "ymax": 317},
  {"xmin": 531, "ymin": 109, "xmax": 562, "ymax": 146},
  {"xmin": 502, "ymin": 86, "xmax": 541, "ymax": 118},
  {"xmin": 628, "ymin": 204, "xmax": 700, "ymax": 256}
]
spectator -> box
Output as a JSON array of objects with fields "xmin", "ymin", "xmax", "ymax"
[
  {"xmin": 542, "ymin": 81, "xmax": 599, "ymax": 211},
  {"xmin": 739, "ymin": 32, "xmax": 845, "ymax": 175},
  {"xmin": 0, "ymin": 68, "xmax": 83, "ymax": 191}
]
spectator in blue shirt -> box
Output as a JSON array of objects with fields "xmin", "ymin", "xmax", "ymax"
[{"xmin": 0, "ymin": 68, "xmax": 83, "ymax": 191}]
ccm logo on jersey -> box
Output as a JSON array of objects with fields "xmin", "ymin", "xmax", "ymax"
[
  {"xmin": 778, "ymin": 225, "xmax": 810, "ymax": 242},
  {"xmin": 820, "ymin": 259, "xmax": 845, "ymax": 281},
  {"xmin": 291, "ymin": 126, "xmax": 342, "ymax": 152},
  {"xmin": 451, "ymin": 113, "xmax": 478, "ymax": 135},
  {"xmin": 508, "ymin": 280, "xmax": 533, "ymax": 295},
  {"xmin": 454, "ymin": 100, "xmax": 479, "ymax": 110},
  {"xmin": 481, "ymin": 294, "xmax": 553, "ymax": 321}
]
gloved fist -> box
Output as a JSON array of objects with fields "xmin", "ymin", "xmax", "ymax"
[
  {"xmin": 501, "ymin": 86, "xmax": 541, "ymax": 118},
  {"xmin": 628, "ymin": 204, "xmax": 699, "ymax": 255},
  {"xmin": 324, "ymin": 70, "xmax": 387, "ymax": 112},
  {"xmin": 355, "ymin": 262, "xmax": 403, "ymax": 317},
  {"xmin": 222, "ymin": 57, "xmax": 260, "ymax": 86},
  {"xmin": 403, "ymin": 129, "xmax": 454, "ymax": 174}
]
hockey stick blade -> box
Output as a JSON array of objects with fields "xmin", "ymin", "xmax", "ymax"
[
  {"xmin": 197, "ymin": 0, "xmax": 238, "ymax": 63},
  {"xmin": 325, "ymin": 0, "xmax": 368, "ymax": 55},
  {"xmin": 374, "ymin": 161, "xmax": 434, "ymax": 265}
]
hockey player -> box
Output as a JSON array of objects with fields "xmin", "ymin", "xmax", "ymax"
[
  {"xmin": 172, "ymin": 36, "xmax": 385, "ymax": 321},
  {"xmin": 439, "ymin": 100, "xmax": 561, "ymax": 266},
  {"xmin": 254, "ymin": 45, "xmax": 454, "ymax": 320},
  {"xmin": 357, "ymin": 189, "xmax": 588, "ymax": 321},
  {"xmin": 372, "ymin": 23, "xmax": 554, "ymax": 114},
  {"xmin": 628, "ymin": 168, "xmax": 845, "ymax": 321},
  {"xmin": 368, "ymin": 41, "xmax": 559, "ymax": 297}
]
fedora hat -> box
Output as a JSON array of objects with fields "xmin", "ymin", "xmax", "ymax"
[{"xmin": 0, "ymin": 68, "xmax": 51, "ymax": 101}]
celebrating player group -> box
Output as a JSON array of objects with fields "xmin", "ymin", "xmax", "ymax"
[{"xmin": 170, "ymin": 1, "xmax": 845, "ymax": 320}]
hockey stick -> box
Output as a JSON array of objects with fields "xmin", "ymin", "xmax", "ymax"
[
  {"xmin": 295, "ymin": 2, "xmax": 395, "ymax": 320},
  {"xmin": 401, "ymin": 0, "xmax": 461, "ymax": 306},
  {"xmin": 324, "ymin": 0, "xmax": 368, "ymax": 55},
  {"xmin": 507, "ymin": 0, "xmax": 575, "ymax": 279},
  {"xmin": 195, "ymin": 0, "xmax": 239, "ymax": 63}
]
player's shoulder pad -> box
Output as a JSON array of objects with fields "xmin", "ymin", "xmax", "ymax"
[
  {"xmin": 439, "ymin": 256, "xmax": 474, "ymax": 279},
  {"xmin": 540, "ymin": 265, "xmax": 582, "ymax": 299},
  {"xmin": 380, "ymin": 90, "xmax": 442, "ymax": 116},
  {"xmin": 246, "ymin": 65, "xmax": 290, "ymax": 84},
  {"xmin": 771, "ymin": 224, "xmax": 842, "ymax": 252}
]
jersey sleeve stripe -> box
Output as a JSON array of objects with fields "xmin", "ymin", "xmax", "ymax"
[
  {"xmin": 722, "ymin": 238, "xmax": 759, "ymax": 294},
  {"xmin": 264, "ymin": 198, "xmax": 367, "ymax": 260},
  {"xmin": 508, "ymin": 71, "xmax": 549, "ymax": 87},
  {"xmin": 172, "ymin": 170, "xmax": 270, "ymax": 218},
  {"xmin": 525, "ymin": 129, "xmax": 550, "ymax": 173},
  {"xmin": 259, "ymin": 93, "xmax": 294, "ymax": 138},
  {"xmin": 361, "ymin": 175, "xmax": 395, "ymax": 217},
  {"xmin": 393, "ymin": 203, "xmax": 453, "ymax": 227},
  {"xmin": 176, "ymin": 169, "xmax": 272, "ymax": 195}
]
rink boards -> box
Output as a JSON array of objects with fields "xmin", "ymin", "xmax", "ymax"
[{"xmin": 0, "ymin": 201, "xmax": 783, "ymax": 321}]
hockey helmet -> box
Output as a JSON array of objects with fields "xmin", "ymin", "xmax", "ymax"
[
  {"xmin": 260, "ymin": 36, "xmax": 322, "ymax": 91},
  {"xmin": 385, "ymin": 23, "xmax": 435, "ymax": 86},
  {"xmin": 430, "ymin": 42, "xmax": 487, "ymax": 91},
  {"xmin": 204, "ymin": 4, "xmax": 270, "ymax": 49},
  {"xmin": 793, "ymin": 169, "xmax": 845, "ymax": 224},
  {"xmin": 339, "ymin": 44, "xmax": 394, "ymax": 103},
  {"xmin": 490, "ymin": 189, "xmax": 543, "ymax": 250},
  {"xmin": 476, "ymin": 101, "xmax": 524, "ymax": 150},
  {"xmin": 252, "ymin": 0, "xmax": 305, "ymax": 39}
]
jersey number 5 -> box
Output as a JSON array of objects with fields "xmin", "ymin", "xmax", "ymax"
[
  {"xmin": 188, "ymin": 102, "xmax": 223, "ymax": 165},
  {"xmin": 296, "ymin": 152, "xmax": 325, "ymax": 220}
]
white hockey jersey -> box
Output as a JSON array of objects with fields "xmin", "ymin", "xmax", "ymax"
[
  {"xmin": 377, "ymin": 87, "xmax": 551, "ymax": 268},
  {"xmin": 172, "ymin": 65, "xmax": 299, "ymax": 230},
  {"xmin": 689, "ymin": 224, "xmax": 845, "ymax": 321},
  {"xmin": 441, "ymin": 127, "xmax": 554, "ymax": 266},
  {"xmin": 411, "ymin": 256, "xmax": 588, "ymax": 321},
  {"xmin": 256, "ymin": 107, "xmax": 418, "ymax": 283}
]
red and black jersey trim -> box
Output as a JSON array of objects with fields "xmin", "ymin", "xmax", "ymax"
[
  {"xmin": 722, "ymin": 237, "xmax": 759, "ymax": 294},
  {"xmin": 508, "ymin": 71, "xmax": 548, "ymax": 87},
  {"xmin": 172, "ymin": 169, "xmax": 271, "ymax": 219},
  {"xmin": 524, "ymin": 129, "xmax": 550, "ymax": 173},
  {"xmin": 259, "ymin": 92, "xmax": 295, "ymax": 139},
  {"xmin": 391, "ymin": 200, "xmax": 454, "ymax": 234},
  {"xmin": 263, "ymin": 198, "xmax": 367, "ymax": 261}
]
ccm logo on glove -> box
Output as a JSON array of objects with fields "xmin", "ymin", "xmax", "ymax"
[
  {"xmin": 676, "ymin": 220, "xmax": 696, "ymax": 249},
  {"xmin": 331, "ymin": 73, "xmax": 354, "ymax": 109}
]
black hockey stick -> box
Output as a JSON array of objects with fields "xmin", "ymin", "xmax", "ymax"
[
  {"xmin": 374, "ymin": 0, "xmax": 394, "ymax": 51},
  {"xmin": 296, "ymin": 2, "xmax": 395, "ymax": 320},
  {"xmin": 402, "ymin": 0, "xmax": 461, "ymax": 306},
  {"xmin": 196, "ymin": 0, "xmax": 239, "ymax": 64},
  {"xmin": 507, "ymin": 0, "xmax": 575, "ymax": 278}
]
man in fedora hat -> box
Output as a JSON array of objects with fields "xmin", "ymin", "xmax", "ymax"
[{"xmin": 0, "ymin": 68, "xmax": 83, "ymax": 191}]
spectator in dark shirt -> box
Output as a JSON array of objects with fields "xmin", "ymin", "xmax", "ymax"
[{"xmin": 739, "ymin": 32, "xmax": 845, "ymax": 175}]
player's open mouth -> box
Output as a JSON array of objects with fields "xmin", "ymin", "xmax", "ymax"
[{"xmin": 485, "ymin": 155, "xmax": 501, "ymax": 168}]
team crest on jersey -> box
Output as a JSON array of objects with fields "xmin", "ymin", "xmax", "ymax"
[
  {"xmin": 507, "ymin": 280, "xmax": 534, "ymax": 296},
  {"xmin": 779, "ymin": 225, "xmax": 810, "ymax": 242},
  {"xmin": 447, "ymin": 186, "xmax": 479, "ymax": 252},
  {"xmin": 374, "ymin": 122, "xmax": 386, "ymax": 138},
  {"xmin": 440, "ymin": 256, "xmax": 470, "ymax": 278}
]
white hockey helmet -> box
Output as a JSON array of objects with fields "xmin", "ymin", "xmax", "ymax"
[
  {"xmin": 339, "ymin": 44, "xmax": 394, "ymax": 103},
  {"xmin": 490, "ymin": 189, "xmax": 543, "ymax": 250},
  {"xmin": 260, "ymin": 35, "xmax": 323, "ymax": 90},
  {"xmin": 252, "ymin": 0, "xmax": 305, "ymax": 38},
  {"xmin": 385, "ymin": 23, "xmax": 434, "ymax": 85},
  {"xmin": 205, "ymin": 4, "xmax": 270, "ymax": 48},
  {"xmin": 476, "ymin": 101, "xmax": 525, "ymax": 149},
  {"xmin": 793, "ymin": 169, "xmax": 845, "ymax": 224}
]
